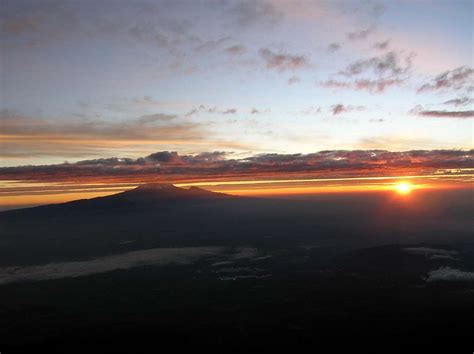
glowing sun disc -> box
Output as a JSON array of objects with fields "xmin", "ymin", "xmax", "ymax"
[{"xmin": 394, "ymin": 182, "xmax": 412, "ymax": 194}]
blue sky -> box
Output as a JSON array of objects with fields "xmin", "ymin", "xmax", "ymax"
[{"xmin": 1, "ymin": 0, "xmax": 473, "ymax": 166}]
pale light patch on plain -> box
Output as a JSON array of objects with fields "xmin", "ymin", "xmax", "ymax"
[
  {"xmin": 426, "ymin": 267, "xmax": 474, "ymax": 282},
  {"xmin": 218, "ymin": 274, "xmax": 272, "ymax": 281},
  {"xmin": 229, "ymin": 247, "xmax": 259, "ymax": 260},
  {"xmin": 404, "ymin": 247, "xmax": 459, "ymax": 256},
  {"xmin": 0, "ymin": 247, "xmax": 225, "ymax": 285},
  {"xmin": 429, "ymin": 254, "xmax": 460, "ymax": 261}
]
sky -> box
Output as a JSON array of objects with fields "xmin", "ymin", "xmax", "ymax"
[
  {"xmin": 1, "ymin": 0, "xmax": 473, "ymax": 165},
  {"xmin": 0, "ymin": 0, "xmax": 473, "ymax": 207}
]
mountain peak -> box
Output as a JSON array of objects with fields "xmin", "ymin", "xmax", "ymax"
[
  {"xmin": 134, "ymin": 183, "xmax": 179, "ymax": 191},
  {"xmin": 113, "ymin": 183, "xmax": 228, "ymax": 201}
]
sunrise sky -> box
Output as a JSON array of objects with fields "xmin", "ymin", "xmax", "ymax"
[{"xmin": 0, "ymin": 0, "xmax": 473, "ymax": 207}]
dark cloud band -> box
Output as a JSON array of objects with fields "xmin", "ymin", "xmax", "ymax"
[{"xmin": 1, "ymin": 150, "xmax": 472, "ymax": 183}]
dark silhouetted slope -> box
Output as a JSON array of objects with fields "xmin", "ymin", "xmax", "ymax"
[
  {"xmin": 0, "ymin": 188, "xmax": 472, "ymax": 268},
  {"xmin": 110, "ymin": 183, "xmax": 229, "ymax": 202},
  {"xmin": 2, "ymin": 183, "xmax": 231, "ymax": 214}
]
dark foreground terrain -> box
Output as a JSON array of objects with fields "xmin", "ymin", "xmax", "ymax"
[{"xmin": 0, "ymin": 184, "xmax": 473, "ymax": 352}]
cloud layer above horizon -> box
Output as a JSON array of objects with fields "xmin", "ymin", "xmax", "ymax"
[{"xmin": 1, "ymin": 149, "xmax": 472, "ymax": 184}]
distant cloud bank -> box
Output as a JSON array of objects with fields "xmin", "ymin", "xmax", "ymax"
[{"xmin": 0, "ymin": 149, "xmax": 472, "ymax": 183}]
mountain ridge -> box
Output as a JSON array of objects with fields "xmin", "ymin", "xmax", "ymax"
[
  {"xmin": 0, "ymin": 183, "xmax": 232, "ymax": 214},
  {"xmin": 116, "ymin": 183, "xmax": 228, "ymax": 199}
]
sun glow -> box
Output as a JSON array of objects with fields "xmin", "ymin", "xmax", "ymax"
[{"xmin": 394, "ymin": 182, "xmax": 413, "ymax": 195}]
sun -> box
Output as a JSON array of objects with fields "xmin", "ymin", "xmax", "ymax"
[{"xmin": 394, "ymin": 182, "xmax": 413, "ymax": 195}]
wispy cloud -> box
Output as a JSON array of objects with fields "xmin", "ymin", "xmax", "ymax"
[
  {"xmin": 339, "ymin": 51, "xmax": 413, "ymax": 77},
  {"xmin": 321, "ymin": 78, "xmax": 403, "ymax": 93},
  {"xmin": 415, "ymin": 110, "xmax": 474, "ymax": 119},
  {"xmin": 223, "ymin": 108, "xmax": 237, "ymax": 115},
  {"xmin": 346, "ymin": 25, "xmax": 376, "ymax": 41},
  {"xmin": 259, "ymin": 48, "xmax": 309, "ymax": 71},
  {"xmin": 327, "ymin": 42, "xmax": 341, "ymax": 52},
  {"xmin": 185, "ymin": 105, "xmax": 239, "ymax": 116},
  {"xmin": 369, "ymin": 118, "xmax": 385, "ymax": 123},
  {"xmin": 194, "ymin": 36, "xmax": 231, "ymax": 53},
  {"xmin": 417, "ymin": 66, "xmax": 474, "ymax": 93},
  {"xmin": 224, "ymin": 44, "xmax": 246, "ymax": 55},
  {"xmin": 0, "ymin": 110, "xmax": 248, "ymax": 159},
  {"xmin": 287, "ymin": 76, "xmax": 301, "ymax": 85},
  {"xmin": 442, "ymin": 97, "xmax": 474, "ymax": 107},
  {"xmin": 330, "ymin": 104, "xmax": 366, "ymax": 116},
  {"xmin": 250, "ymin": 108, "xmax": 260, "ymax": 114},
  {"xmin": 374, "ymin": 40, "xmax": 390, "ymax": 50},
  {"xmin": 320, "ymin": 50, "xmax": 412, "ymax": 94}
]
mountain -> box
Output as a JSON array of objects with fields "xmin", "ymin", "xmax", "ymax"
[
  {"xmin": 76, "ymin": 183, "xmax": 231, "ymax": 207},
  {"xmin": 2, "ymin": 183, "xmax": 231, "ymax": 214},
  {"xmin": 110, "ymin": 183, "xmax": 229, "ymax": 202},
  {"xmin": 1, "ymin": 186, "xmax": 472, "ymax": 269},
  {"xmin": 0, "ymin": 183, "xmax": 241, "ymax": 266}
]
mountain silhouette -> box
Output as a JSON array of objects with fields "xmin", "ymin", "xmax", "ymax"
[
  {"xmin": 100, "ymin": 183, "xmax": 229, "ymax": 204},
  {"xmin": 0, "ymin": 183, "xmax": 237, "ymax": 265},
  {"xmin": 116, "ymin": 183, "xmax": 228, "ymax": 200},
  {"xmin": 2, "ymin": 183, "xmax": 231, "ymax": 214}
]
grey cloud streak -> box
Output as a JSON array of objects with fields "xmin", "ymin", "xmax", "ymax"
[
  {"xmin": 224, "ymin": 44, "xmax": 246, "ymax": 55},
  {"xmin": 418, "ymin": 66, "xmax": 474, "ymax": 93},
  {"xmin": 259, "ymin": 48, "xmax": 309, "ymax": 71},
  {"xmin": 185, "ymin": 105, "xmax": 239, "ymax": 116},
  {"xmin": 327, "ymin": 43, "xmax": 341, "ymax": 52},
  {"xmin": 374, "ymin": 40, "xmax": 390, "ymax": 50},
  {"xmin": 340, "ymin": 51, "xmax": 413, "ymax": 77},
  {"xmin": 320, "ymin": 51, "xmax": 412, "ymax": 94},
  {"xmin": 331, "ymin": 104, "xmax": 366, "ymax": 115},
  {"xmin": 442, "ymin": 97, "xmax": 474, "ymax": 107},
  {"xmin": 346, "ymin": 26, "xmax": 376, "ymax": 41},
  {"xmin": 416, "ymin": 110, "xmax": 474, "ymax": 119},
  {"xmin": 321, "ymin": 78, "xmax": 403, "ymax": 93},
  {"xmin": 410, "ymin": 105, "xmax": 474, "ymax": 119}
]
